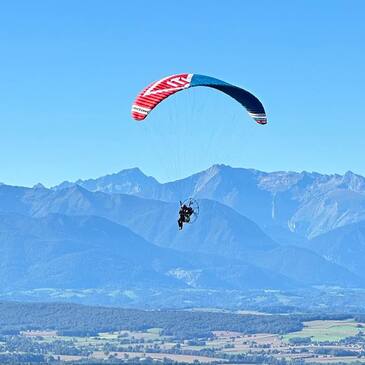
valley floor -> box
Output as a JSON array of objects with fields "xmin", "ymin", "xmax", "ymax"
[{"xmin": 3, "ymin": 319, "xmax": 365, "ymax": 364}]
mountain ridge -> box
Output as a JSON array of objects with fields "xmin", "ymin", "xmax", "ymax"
[{"xmin": 52, "ymin": 165, "xmax": 365, "ymax": 239}]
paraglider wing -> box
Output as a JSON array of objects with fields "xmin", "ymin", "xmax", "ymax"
[
  {"xmin": 190, "ymin": 74, "xmax": 267, "ymax": 125},
  {"xmin": 131, "ymin": 73, "xmax": 193, "ymax": 121},
  {"xmin": 131, "ymin": 73, "xmax": 267, "ymax": 124}
]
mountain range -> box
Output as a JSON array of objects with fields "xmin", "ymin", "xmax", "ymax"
[
  {"xmin": 1, "ymin": 164, "xmax": 365, "ymax": 306},
  {"xmin": 54, "ymin": 165, "xmax": 365, "ymax": 239}
]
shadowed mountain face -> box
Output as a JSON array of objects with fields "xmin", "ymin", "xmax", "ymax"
[
  {"xmin": 0, "ymin": 213, "xmax": 191, "ymax": 290},
  {"xmin": 0, "ymin": 212, "xmax": 302, "ymax": 291},
  {"xmin": 54, "ymin": 165, "xmax": 365, "ymax": 239},
  {"xmin": 0, "ymin": 178, "xmax": 362, "ymax": 290}
]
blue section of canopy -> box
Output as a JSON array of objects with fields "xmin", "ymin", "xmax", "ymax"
[{"xmin": 190, "ymin": 74, "xmax": 266, "ymax": 117}]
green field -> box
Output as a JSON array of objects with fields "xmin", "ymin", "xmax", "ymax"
[{"xmin": 284, "ymin": 320, "xmax": 362, "ymax": 342}]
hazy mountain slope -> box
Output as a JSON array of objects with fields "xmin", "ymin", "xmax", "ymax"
[
  {"xmin": 245, "ymin": 245, "xmax": 362, "ymax": 287},
  {"xmin": 0, "ymin": 212, "xmax": 300, "ymax": 291},
  {"xmin": 180, "ymin": 251, "xmax": 299, "ymax": 289},
  {"xmin": 107, "ymin": 197, "xmax": 360, "ymax": 288},
  {"xmin": 0, "ymin": 183, "xmax": 173, "ymax": 227},
  {"xmin": 0, "ymin": 213, "xmax": 188, "ymax": 290},
  {"xmin": 0, "ymin": 182, "xmax": 362, "ymax": 289},
  {"xmin": 0, "ymin": 185, "xmax": 294, "ymax": 288},
  {"xmin": 0, "ymin": 184, "xmax": 277, "ymax": 258},
  {"xmin": 307, "ymin": 221, "xmax": 365, "ymax": 279},
  {"xmin": 126, "ymin": 199, "xmax": 277, "ymax": 257}
]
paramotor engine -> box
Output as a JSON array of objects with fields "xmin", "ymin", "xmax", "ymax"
[{"xmin": 182, "ymin": 198, "xmax": 199, "ymax": 224}]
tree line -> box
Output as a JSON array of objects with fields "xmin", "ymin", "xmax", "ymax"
[{"xmin": 0, "ymin": 301, "xmax": 303, "ymax": 338}]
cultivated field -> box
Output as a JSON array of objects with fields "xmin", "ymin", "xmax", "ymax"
[{"xmin": 283, "ymin": 320, "xmax": 363, "ymax": 342}]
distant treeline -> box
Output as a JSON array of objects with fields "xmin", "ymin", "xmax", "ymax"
[
  {"xmin": 297, "ymin": 313, "xmax": 354, "ymax": 321},
  {"xmin": 0, "ymin": 353, "xmax": 45, "ymax": 364},
  {"xmin": 0, "ymin": 301, "xmax": 303, "ymax": 338}
]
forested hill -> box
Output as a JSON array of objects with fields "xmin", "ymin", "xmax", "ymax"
[{"xmin": 0, "ymin": 302, "xmax": 303, "ymax": 338}]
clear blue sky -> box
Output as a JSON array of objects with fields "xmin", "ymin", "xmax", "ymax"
[{"xmin": 1, "ymin": 0, "xmax": 364, "ymax": 186}]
